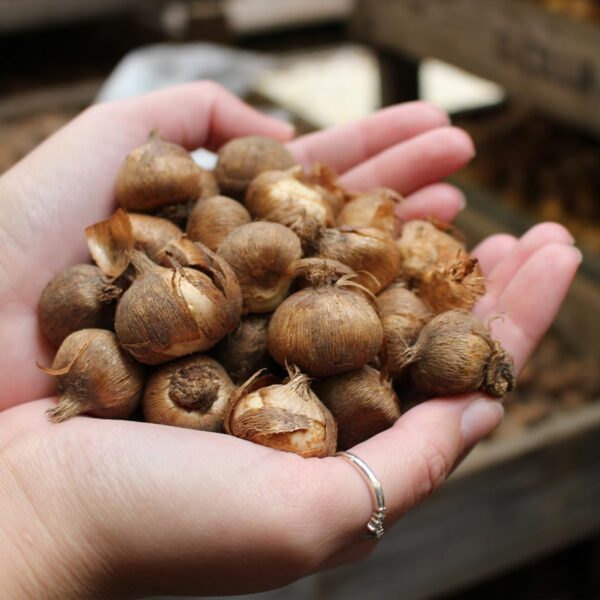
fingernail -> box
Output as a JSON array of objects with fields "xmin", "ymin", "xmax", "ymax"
[
  {"xmin": 458, "ymin": 192, "xmax": 467, "ymax": 211},
  {"xmin": 573, "ymin": 246, "xmax": 583, "ymax": 263},
  {"xmin": 461, "ymin": 398, "xmax": 504, "ymax": 448}
]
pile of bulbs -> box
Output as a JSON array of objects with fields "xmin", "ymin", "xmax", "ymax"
[{"xmin": 38, "ymin": 132, "xmax": 515, "ymax": 457}]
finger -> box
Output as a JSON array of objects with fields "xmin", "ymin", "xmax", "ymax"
[
  {"xmin": 397, "ymin": 183, "xmax": 465, "ymax": 223},
  {"xmin": 477, "ymin": 243, "xmax": 581, "ymax": 371},
  {"xmin": 288, "ymin": 102, "xmax": 449, "ymax": 173},
  {"xmin": 316, "ymin": 393, "xmax": 503, "ymax": 558},
  {"xmin": 111, "ymin": 81, "xmax": 294, "ymax": 151},
  {"xmin": 338, "ymin": 127, "xmax": 475, "ymax": 193},
  {"xmin": 472, "ymin": 233, "xmax": 518, "ymax": 276},
  {"xmin": 475, "ymin": 222, "xmax": 575, "ymax": 315}
]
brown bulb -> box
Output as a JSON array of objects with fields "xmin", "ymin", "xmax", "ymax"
[
  {"xmin": 245, "ymin": 169, "xmax": 335, "ymax": 249},
  {"xmin": 143, "ymin": 354, "xmax": 235, "ymax": 431},
  {"xmin": 404, "ymin": 310, "xmax": 515, "ymax": 398},
  {"xmin": 396, "ymin": 220, "xmax": 485, "ymax": 312},
  {"xmin": 214, "ymin": 314, "xmax": 274, "ymax": 384},
  {"xmin": 337, "ymin": 188, "xmax": 402, "ymax": 238},
  {"xmin": 225, "ymin": 367, "xmax": 337, "ymax": 458},
  {"xmin": 155, "ymin": 168, "xmax": 220, "ymax": 229},
  {"xmin": 187, "ymin": 195, "xmax": 251, "ymax": 252},
  {"xmin": 41, "ymin": 329, "xmax": 145, "ymax": 423},
  {"xmin": 313, "ymin": 366, "xmax": 400, "ymax": 449},
  {"xmin": 38, "ymin": 264, "xmax": 121, "ymax": 348},
  {"xmin": 315, "ymin": 227, "xmax": 401, "ymax": 294},
  {"xmin": 268, "ymin": 271, "xmax": 383, "ymax": 377},
  {"xmin": 115, "ymin": 129, "xmax": 204, "ymax": 212},
  {"xmin": 217, "ymin": 222, "xmax": 302, "ymax": 313},
  {"xmin": 128, "ymin": 213, "xmax": 182, "ymax": 263},
  {"xmin": 115, "ymin": 248, "xmax": 242, "ymax": 365},
  {"xmin": 377, "ymin": 282, "xmax": 430, "ymax": 381},
  {"xmin": 215, "ymin": 135, "xmax": 297, "ymax": 199}
]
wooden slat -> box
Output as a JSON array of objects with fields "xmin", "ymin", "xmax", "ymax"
[{"xmin": 352, "ymin": 0, "xmax": 600, "ymax": 136}]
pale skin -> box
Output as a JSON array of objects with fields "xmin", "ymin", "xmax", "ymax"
[{"xmin": 0, "ymin": 82, "xmax": 580, "ymax": 598}]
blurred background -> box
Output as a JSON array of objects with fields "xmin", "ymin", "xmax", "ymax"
[{"xmin": 1, "ymin": 0, "xmax": 598, "ymax": 598}]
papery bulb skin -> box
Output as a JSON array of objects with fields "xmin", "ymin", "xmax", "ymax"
[{"xmin": 42, "ymin": 329, "xmax": 145, "ymax": 423}]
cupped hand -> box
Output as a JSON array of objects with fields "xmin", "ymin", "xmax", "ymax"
[{"xmin": 0, "ymin": 83, "xmax": 580, "ymax": 598}]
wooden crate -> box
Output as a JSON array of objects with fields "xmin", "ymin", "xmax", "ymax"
[{"xmin": 352, "ymin": 0, "xmax": 600, "ymax": 136}]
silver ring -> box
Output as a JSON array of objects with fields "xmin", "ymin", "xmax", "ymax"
[{"xmin": 336, "ymin": 451, "xmax": 386, "ymax": 539}]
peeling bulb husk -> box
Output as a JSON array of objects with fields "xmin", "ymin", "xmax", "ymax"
[
  {"xmin": 315, "ymin": 227, "xmax": 401, "ymax": 294},
  {"xmin": 225, "ymin": 366, "xmax": 337, "ymax": 457},
  {"xmin": 245, "ymin": 169, "xmax": 335, "ymax": 249},
  {"xmin": 396, "ymin": 220, "xmax": 485, "ymax": 312},
  {"xmin": 115, "ymin": 244, "xmax": 242, "ymax": 364},
  {"xmin": 337, "ymin": 188, "xmax": 403, "ymax": 237}
]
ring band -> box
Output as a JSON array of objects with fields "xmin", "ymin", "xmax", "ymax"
[{"xmin": 336, "ymin": 451, "xmax": 386, "ymax": 539}]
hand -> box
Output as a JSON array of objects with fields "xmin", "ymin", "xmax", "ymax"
[{"xmin": 0, "ymin": 83, "xmax": 580, "ymax": 598}]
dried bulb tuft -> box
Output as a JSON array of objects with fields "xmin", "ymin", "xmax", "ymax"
[
  {"xmin": 225, "ymin": 367, "xmax": 337, "ymax": 458},
  {"xmin": 187, "ymin": 195, "xmax": 251, "ymax": 252},
  {"xmin": 128, "ymin": 213, "xmax": 182, "ymax": 263},
  {"xmin": 215, "ymin": 135, "xmax": 297, "ymax": 199},
  {"xmin": 313, "ymin": 366, "xmax": 400, "ymax": 449},
  {"xmin": 418, "ymin": 257, "xmax": 486, "ymax": 314},
  {"xmin": 245, "ymin": 168, "xmax": 335, "ymax": 249},
  {"xmin": 115, "ymin": 129, "xmax": 205, "ymax": 212},
  {"xmin": 396, "ymin": 219, "xmax": 485, "ymax": 312},
  {"xmin": 217, "ymin": 222, "xmax": 302, "ymax": 313},
  {"xmin": 337, "ymin": 188, "xmax": 402, "ymax": 238},
  {"xmin": 268, "ymin": 273, "xmax": 383, "ymax": 377},
  {"xmin": 143, "ymin": 354, "xmax": 235, "ymax": 431},
  {"xmin": 38, "ymin": 264, "xmax": 122, "ymax": 348},
  {"xmin": 115, "ymin": 244, "xmax": 242, "ymax": 364},
  {"xmin": 85, "ymin": 208, "xmax": 133, "ymax": 278},
  {"xmin": 377, "ymin": 282, "xmax": 431, "ymax": 381},
  {"xmin": 41, "ymin": 329, "xmax": 145, "ymax": 423},
  {"xmin": 404, "ymin": 310, "xmax": 515, "ymax": 398},
  {"xmin": 314, "ymin": 227, "xmax": 401, "ymax": 294},
  {"xmin": 214, "ymin": 314, "xmax": 275, "ymax": 384}
]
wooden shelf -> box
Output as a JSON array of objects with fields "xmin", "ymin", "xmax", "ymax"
[{"xmin": 352, "ymin": 0, "xmax": 600, "ymax": 135}]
